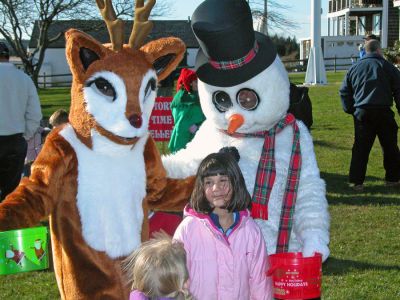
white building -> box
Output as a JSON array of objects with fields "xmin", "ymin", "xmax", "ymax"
[
  {"xmin": 300, "ymin": 0, "xmax": 399, "ymax": 68},
  {"xmin": 29, "ymin": 20, "xmax": 199, "ymax": 87}
]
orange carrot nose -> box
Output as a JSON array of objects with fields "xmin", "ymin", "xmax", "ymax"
[{"xmin": 227, "ymin": 114, "xmax": 244, "ymax": 134}]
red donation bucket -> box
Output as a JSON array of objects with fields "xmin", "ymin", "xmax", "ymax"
[{"xmin": 267, "ymin": 252, "xmax": 322, "ymax": 300}]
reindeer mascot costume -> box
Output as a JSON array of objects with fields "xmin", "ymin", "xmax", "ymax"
[
  {"xmin": 0, "ymin": 0, "xmax": 194, "ymax": 298},
  {"xmin": 163, "ymin": 0, "xmax": 330, "ymax": 262}
]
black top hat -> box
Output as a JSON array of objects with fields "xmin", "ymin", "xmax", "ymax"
[
  {"xmin": 0, "ymin": 42, "xmax": 9, "ymax": 57},
  {"xmin": 191, "ymin": 0, "xmax": 277, "ymax": 87}
]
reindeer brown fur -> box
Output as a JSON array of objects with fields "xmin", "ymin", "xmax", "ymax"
[{"xmin": 0, "ymin": 1, "xmax": 194, "ymax": 298}]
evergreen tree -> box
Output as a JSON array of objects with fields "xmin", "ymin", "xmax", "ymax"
[{"xmin": 270, "ymin": 34, "xmax": 299, "ymax": 57}]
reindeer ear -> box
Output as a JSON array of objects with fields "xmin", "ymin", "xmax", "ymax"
[
  {"xmin": 80, "ymin": 48, "xmax": 100, "ymax": 70},
  {"xmin": 153, "ymin": 53, "xmax": 176, "ymax": 77},
  {"xmin": 65, "ymin": 29, "xmax": 108, "ymax": 82},
  {"xmin": 141, "ymin": 37, "xmax": 186, "ymax": 81}
]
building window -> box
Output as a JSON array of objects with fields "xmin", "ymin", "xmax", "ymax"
[
  {"xmin": 332, "ymin": 18, "xmax": 337, "ymax": 35},
  {"xmin": 372, "ymin": 13, "xmax": 381, "ymax": 35},
  {"xmin": 305, "ymin": 41, "xmax": 310, "ymax": 59},
  {"xmin": 350, "ymin": 17, "xmax": 357, "ymax": 35},
  {"xmin": 358, "ymin": 16, "xmax": 366, "ymax": 35},
  {"xmin": 339, "ymin": 17, "xmax": 345, "ymax": 36}
]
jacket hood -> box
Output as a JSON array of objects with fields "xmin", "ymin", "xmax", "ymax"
[{"xmin": 183, "ymin": 204, "xmax": 250, "ymax": 219}]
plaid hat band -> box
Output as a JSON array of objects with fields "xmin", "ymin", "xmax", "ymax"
[{"xmin": 209, "ymin": 41, "xmax": 259, "ymax": 70}]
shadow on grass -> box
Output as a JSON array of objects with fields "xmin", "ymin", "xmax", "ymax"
[
  {"xmin": 321, "ymin": 172, "xmax": 400, "ymax": 206},
  {"xmin": 313, "ymin": 140, "xmax": 347, "ymax": 150},
  {"xmin": 313, "ymin": 125, "xmax": 341, "ymax": 132},
  {"xmin": 323, "ymin": 257, "xmax": 400, "ymax": 275},
  {"xmin": 40, "ymin": 104, "xmax": 54, "ymax": 109}
]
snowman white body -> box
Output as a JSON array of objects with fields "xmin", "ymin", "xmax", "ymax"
[{"xmin": 163, "ymin": 57, "xmax": 330, "ymax": 261}]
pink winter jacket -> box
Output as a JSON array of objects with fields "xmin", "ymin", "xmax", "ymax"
[{"xmin": 173, "ymin": 205, "xmax": 273, "ymax": 300}]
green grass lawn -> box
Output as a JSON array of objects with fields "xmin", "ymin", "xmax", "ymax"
[
  {"xmin": 1, "ymin": 71, "xmax": 399, "ymax": 299},
  {"xmin": 38, "ymin": 88, "xmax": 71, "ymax": 119}
]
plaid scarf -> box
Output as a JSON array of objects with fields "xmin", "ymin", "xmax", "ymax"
[{"xmin": 225, "ymin": 113, "xmax": 301, "ymax": 253}]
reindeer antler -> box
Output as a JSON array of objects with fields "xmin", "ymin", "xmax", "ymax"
[
  {"xmin": 96, "ymin": 0, "xmax": 125, "ymax": 51},
  {"xmin": 129, "ymin": 0, "xmax": 156, "ymax": 49}
]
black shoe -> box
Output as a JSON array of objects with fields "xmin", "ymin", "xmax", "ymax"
[
  {"xmin": 349, "ymin": 183, "xmax": 364, "ymax": 191},
  {"xmin": 385, "ymin": 180, "xmax": 400, "ymax": 187}
]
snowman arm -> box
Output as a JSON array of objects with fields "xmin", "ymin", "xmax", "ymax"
[
  {"xmin": 293, "ymin": 123, "xmax": 330, "ymax": 262},
  {"xmin": 162, "ymin": 127, "xmax": 209, "ymax": 178},
  {"xmin": 293, "ymin": 177, "xmax": 330, "ymax": 262},
  {"xmin": 162, "ymin": 121, "xmax": 224, "ymax": 179},
  {"xmin": 162, "ymin": 147, "xmax": 201, "ymax": 178},
  {"xmin": 144, "ymin": 137, "xmax": 195, "ymax": 211},
  {"xmin": 0, "ymin": 132, "xmax": 70, "ymax": 231}
]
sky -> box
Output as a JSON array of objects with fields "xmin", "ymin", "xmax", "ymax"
[{"xmin": 162, "ymin": 0, "xmax": 329, "ymax": 40}]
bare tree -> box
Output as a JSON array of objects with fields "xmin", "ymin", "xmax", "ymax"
[
  {"xmin": 0, "ymin": 0, "xmax": 173, "ymax": 87},
  {"xmin": 249, "ymin": 0, "xmax": 299, "ymax": 35},
  {"xmin": 0, "ymin": 0, "xmax": 91, "ymax": 86},
  {"xmin": 111, "ymin": 0, "xmax": 172, "ymax": 18}
]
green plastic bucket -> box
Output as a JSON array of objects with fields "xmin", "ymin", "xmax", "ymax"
[{"xmin": 0, "ymin": 226, "xmax": 49, "ymax": 275}]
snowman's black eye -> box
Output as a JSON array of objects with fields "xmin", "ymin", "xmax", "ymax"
[
  {"xmin": 236, "ymin": 88, "xmax": 259, "ymax": 110},
  {"xmin": 212, "ymin": 91, "xmax": 232, "ymax": 112}
]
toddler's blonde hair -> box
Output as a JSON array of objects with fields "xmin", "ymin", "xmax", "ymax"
[{"xmin": 124, "ymin": 233, "xmax": 192, "ymax": 300}]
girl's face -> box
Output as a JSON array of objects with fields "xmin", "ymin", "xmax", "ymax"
[{"xmin": 204, "ymin": 174, "xmax": 232, "ymax": 209}]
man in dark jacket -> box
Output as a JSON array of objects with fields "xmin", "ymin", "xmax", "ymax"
[{"xmin": 340, "ymin": 39, "xmax": 400, "ymax": 190}]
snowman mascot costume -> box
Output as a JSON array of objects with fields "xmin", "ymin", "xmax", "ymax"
[{"xmin": 163, "ymin": 0, "xmax": 330, "ymax": 261}]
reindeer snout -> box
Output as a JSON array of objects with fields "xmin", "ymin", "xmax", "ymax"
[{"xmin": 128, "ymin": 114, "xmax": 142, "ymax": 128}]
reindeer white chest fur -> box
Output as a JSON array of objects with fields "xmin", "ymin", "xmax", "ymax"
[{"xmin": 61, "ymin": 125, "xmax": 148, "ymax": 258}]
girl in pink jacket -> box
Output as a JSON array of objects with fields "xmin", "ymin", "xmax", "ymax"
[{"xmin": 174, "ymin": 148, "xmax": 273, "ymax": 299}]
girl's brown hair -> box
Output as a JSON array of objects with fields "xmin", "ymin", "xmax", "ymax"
[
  {"xmin": 124, "ymin": 233, "xmax": 192, "ymax": 299},
  {"xmin": 190, "ymin": 151, "xmax": 251, "ymax": 214}
]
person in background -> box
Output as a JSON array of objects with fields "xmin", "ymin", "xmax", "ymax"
[
  {"xmin": 168, "ymin": 68, "xmax": 205, "ymax": 153},
  {"xmin": 24, "ymin": 109, "xmax": 68, "ymax": 177},
  {"xmin": 0, "ymin": 42, "xmax": 42, "ymax": 200},
  {"xmin": 124, "ymin": 233, "xmax": 192, "ymax": 300},
  {"xmin": 340, "ymin": 39, "xmax": 400, "ymax": 190},
  {"xmin": 359, "ymin": 33, "xmax": 377, "ymax": 59},
  {"xmin": 173, "ymin": 147, "xmax": 272, "ymax": 299},
  {"xmin": 49, "ymin": 109, "xmax": 69, "ymax": 129},
  {"xmin": 23, "ymin": 126, "xmax": 47, "ymax": 177}
]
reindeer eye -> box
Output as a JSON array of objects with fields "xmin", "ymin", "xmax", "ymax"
[
  {"xmin": 88, "ymin": 77, "xmax": 116, "ymax": 101},
  {"xmin": 144, "ymin": 78, "xmax": 156, "ymax": 99}
]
